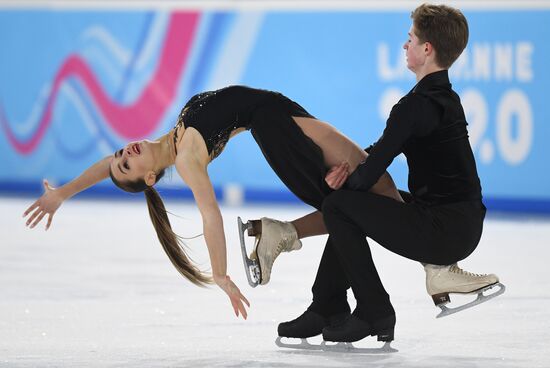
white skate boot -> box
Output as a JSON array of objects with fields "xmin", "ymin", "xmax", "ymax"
[
  {"xmin": 424, "ymin": 263, "xmax": 505, "ymax": 318},
  {"xmin": 237, "ymin": 217, "xmax": 302, "ymax": 287}
]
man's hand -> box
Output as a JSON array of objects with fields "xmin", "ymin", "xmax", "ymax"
[{"xmin": 325, "ymin": 162, "xmax": 350, "ymax": 190}]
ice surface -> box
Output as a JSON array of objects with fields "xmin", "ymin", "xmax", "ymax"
[{"xmin": 1, "ymin": 197, "xmax": 549, "ymax": 367}]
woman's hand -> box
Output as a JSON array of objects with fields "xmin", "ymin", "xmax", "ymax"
[
  {"xmin": 23, "ymin": 179, "xmax": 65, "ymax": 230},
  {"xmin": 215, "ymin": 275, "xmax": 250, "ymax": 319},
  {"xmin": 325, "ymin": 162, "xmax": 350, "ymax": 190}
]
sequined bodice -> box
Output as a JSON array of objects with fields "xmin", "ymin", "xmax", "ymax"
[{"xmin": 173, "ymin": 86, "xmax": 272, "ymax": 160}]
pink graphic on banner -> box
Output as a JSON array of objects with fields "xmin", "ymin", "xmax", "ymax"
[{"xmin": 0, "ymin": 12, "xmax": 199, "ymax": 155}]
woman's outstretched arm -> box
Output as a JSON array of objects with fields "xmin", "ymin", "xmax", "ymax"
[
  {"xmin": 175, "ymin": 153, "xmax": 250, "ymax": 319},
  {"xmin": 23, "ymin": 155, "xmax": 113, "ymax": 230}
]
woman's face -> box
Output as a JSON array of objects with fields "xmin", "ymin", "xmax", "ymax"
[
  {"xmin": 110, "ymin": 140, "xmax": 156, "ymax": 184},
  {"xmin": 403, "ymin": 26, "xmax": 427, "ymax": 73}
]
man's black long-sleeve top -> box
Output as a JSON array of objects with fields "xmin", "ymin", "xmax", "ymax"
[{"xmin": 348, "ymin": 70, "xmax": 482, "ymax": 205}]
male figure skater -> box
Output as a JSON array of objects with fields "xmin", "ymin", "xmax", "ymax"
[{"xmin": 278, "ymin": 3, "xmax": 500, "ymax": 343}]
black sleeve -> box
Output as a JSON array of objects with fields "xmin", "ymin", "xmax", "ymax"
[
  {"xmin": 364, "ymin": 144, "xmax": 374, "ymax": 154},
  {"xmin": 346, "ymin": 96, "xmax": 419, "ymax": 191}
]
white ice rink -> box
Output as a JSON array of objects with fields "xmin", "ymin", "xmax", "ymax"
[{"xmin": 1, "ymin": 196, "xmax": 549, "ymax": 367}]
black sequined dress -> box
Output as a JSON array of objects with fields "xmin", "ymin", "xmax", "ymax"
[{"xmin": 173, "ymin": 85, "xmax": 312, "ymax": 160}]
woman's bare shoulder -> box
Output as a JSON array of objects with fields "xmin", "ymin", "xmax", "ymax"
[{"xmin": 174, "ymin": 127, "xmax": 210, "ymax": 171}]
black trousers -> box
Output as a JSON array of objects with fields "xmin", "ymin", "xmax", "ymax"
[{"xmin": 316, "ymin": 190, "xmax": 486, "ymax": 321}]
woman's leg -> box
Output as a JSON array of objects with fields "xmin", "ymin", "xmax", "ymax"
[
  {"xmin": 292, "ymin": 211, "xmax": 326, "ymax": 239},
  {"xmin": 292, "ymin": 116, "xmax": 403, "ymax": 202},
  {"xmin": 287, "ymin": 117, "xmax": 403, "ymax": 240},
  {"xmin": 247, "ymin": 105, "xmax": 335, "ymax": 286},
  {"xmin": 250, "ymin": 112, "xmax": 332, "ymax": 210}
]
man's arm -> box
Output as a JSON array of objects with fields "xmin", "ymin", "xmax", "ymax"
[{"xmin": 346, "ymin": 97, "xmax": 418, "ymax": 192}]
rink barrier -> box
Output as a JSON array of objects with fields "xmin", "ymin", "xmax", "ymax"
[{"xmin": 2, "ymin": 180, "xmax": 550, "ymax": 215}]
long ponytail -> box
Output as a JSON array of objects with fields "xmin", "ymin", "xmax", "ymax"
[
  {"xmin": 144, "ymin": 187, "xmax": 213, "ymax": 287},
  {"xmin": 110, "ymin": 165, "xmax": 212, "ymax": 287}
]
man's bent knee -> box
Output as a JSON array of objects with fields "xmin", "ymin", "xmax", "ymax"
[{"xmin": 321, "ymin": 191, "xmax": 348, "ymax": 216}]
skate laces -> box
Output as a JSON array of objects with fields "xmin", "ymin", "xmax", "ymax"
[
  {"xmin": 449, "ymin": 264, "xmax": 486, "ymax": 277},
  {"xmin": 280, "ymin": 233, "xmax": 296, "ymax": 251},
  {"xmin": 274, "ymin": 236, "xmax": 291, "ymax": 262},
  {"xmin": 263, "ymin": 234, "xmax": 293, "ymax": 270}
]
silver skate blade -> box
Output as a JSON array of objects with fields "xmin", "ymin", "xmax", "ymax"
[
  {"xmin": 320, "ymin": 341, "xmax": 398, "ymax": 354},
  {"xmin": 436, "ymin": 282, "xmax": 506, "ymax": 318},
  {"xmin": 237, "ymin": 217, "xmax": 261, "ymax": 288},
  {"xmin": 275, "ymin": 337, "xmax": 397, "ymax": 354},
  {"xmin": 275, "ymin": 337, "xmax": 323, "ymax": 351}
]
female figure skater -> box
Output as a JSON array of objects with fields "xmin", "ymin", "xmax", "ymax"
[{"xmin": 23, "ymin": 85, "xmax": 401, "ymax": 319}]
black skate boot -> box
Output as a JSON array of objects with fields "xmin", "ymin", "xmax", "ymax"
[
  {"xmin": 322, "ymin": 314, "xmax": 395, "ymax": 343},
  {"xmin": 278, "ymin": 310, "xmax": 350, "ymax": 338}
]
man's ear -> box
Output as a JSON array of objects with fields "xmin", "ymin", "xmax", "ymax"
[
  {"xmin": 144, "ymin": 171, "xmax": 157, "ymax": 186},
  {"xmin": 425, "ymin": 41, "xmax": 434, "ymax": 56}
]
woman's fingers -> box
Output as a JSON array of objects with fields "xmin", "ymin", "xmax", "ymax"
[
  {"xmin": 235, "ymin": 298, "xmax": 248, "ymax": 320},
  {"xmin": 241, "ymin": 292, "xmax": 250, "ymax": 308},
  {"xmin": 230, "ymin": 298, "xmax": 239, "ymax": 317},
  {"xmin": 45, "ymin": 213, "xmax": 54, "ymax": 231},
  {"xmin": 239, "ymin": 303, "xmax": 248, "ymax": 320},
  {"xmin": 26, "ymin": 207, "xmax": 42, "ymax": 226},
  {"xmin": 230, "ymin": 295, "xmax": 248, "ymax": 319},
  {"xmin": 226, "ymin": 285, "xmax": 249, "ymax": 320},
  {"xmin": 23, "ymin": 201, "xmax": 39, "ymax": 217},
  {"xmin": 30, "ymin": 211, "xmax": 46, "ymax": 229},
  {"xmin": 221, "ymin": 278, "xmax": 250, "ymax": 320}
]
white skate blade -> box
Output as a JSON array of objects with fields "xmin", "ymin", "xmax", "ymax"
[
  {"xmin": 275, "ymin": 337, "xmax": 397, "ymax": 354},
  {"xmin": 436, "ymin": 282, "xmax": 506, "ymax": 318},
  {"xmin": 237, "ymin": 217, "xmax": 261, "ymax": 288}
]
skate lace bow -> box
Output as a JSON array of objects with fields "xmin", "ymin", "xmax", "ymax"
[{"xmin": 449, "ymin": 264, "xmax": 486, "ymax": 277}]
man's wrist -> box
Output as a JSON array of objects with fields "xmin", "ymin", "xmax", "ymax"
[{"xmin": 346, "ymin": 163, "xmax": 364, "ymax": 190}]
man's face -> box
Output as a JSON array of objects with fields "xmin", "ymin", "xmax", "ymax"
[{"xmin": 403, "ymin": 25, "xmax": 427, "ymax": 73}]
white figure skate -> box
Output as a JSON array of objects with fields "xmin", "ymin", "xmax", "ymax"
[
  {"xmin": 424, "ymin": 263, "xmax": 505, "ymax": 318},
  {"xmin": 237, "ymin": 217, "xmax": 302, "ymax": 287}
]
